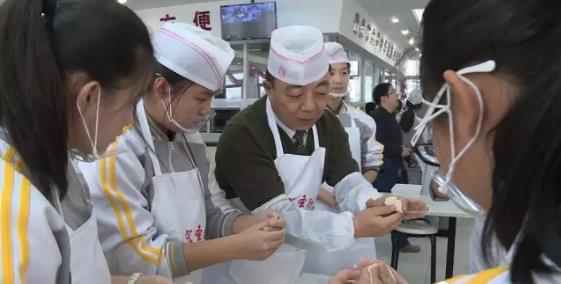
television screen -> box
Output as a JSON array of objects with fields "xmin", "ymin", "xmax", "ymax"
[{"xmin": 220, "ymin": 2, "xmax": 277, "ymax": 41}]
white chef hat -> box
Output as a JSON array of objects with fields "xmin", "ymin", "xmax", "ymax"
[
  {"xmin": 153, "ymin": 22, "xmax": 235, "ymax": 92},
  {"xmin": 324, "ymin": 42, "xmax": 350, "ymax": 64},
  {"xmin": 408, "ymin": 88, "xmax": 423, "ymax": 105},
  {"xmin": 267, "ymin": 25, "xmax": 329, "ymax": 86}
]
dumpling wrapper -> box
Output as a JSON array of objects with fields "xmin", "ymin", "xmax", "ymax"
[{"xmin": 384, "ymin": 196, "xmax": 404, "ymax": 213}]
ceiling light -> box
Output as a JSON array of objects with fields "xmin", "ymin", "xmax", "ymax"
[
  {"xmin": 391, "ymin": 17, "xmax": 400, "ymax": 23},
  {"xmin": 415, "ymin": 47, "xmax": 420, "ymax": 52},
  {"xmin": 412, "ymin": 9, "xmax": 424, "ymax": 23},
  {"xmin": 401, "ymin": 29, "xmax": 410, "ymax": 36},
  {"xmin": 118, "ymin": 0, "xmax": 127, "ymax": 4},
  {"xmin": 409, "ymin": 38, "xmax": 415, "ymax": 46}
]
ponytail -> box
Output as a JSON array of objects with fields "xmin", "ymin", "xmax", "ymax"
[{"xmin": 0, "ymin": 0, "xmax": 68, "ymax": 198}]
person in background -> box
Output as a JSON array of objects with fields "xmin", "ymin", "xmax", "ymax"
[
  {"xmin": 215, "ymin": 25, "xmax": 427, "ymax": 283},
  {"xmin": 371, "ymin": 83, "xmax": 410, "ymax": 192},
  {"xmin": 400, "ymin": 89, "xmax": 422, "ymax": 169},
  {"xmin": 324, "ymin": 42, "xmax": 384, "ymax": 183},
  {"xmin": 401, "ymin": 90, "xmax": 423, "ymax": 147},
  {"xmin": 0, "ymin": 0, "xmax": 171, "ymax": 283},
  {"xmin": 303, "ymin": 42, "xmax": 384, "ymax": 276},
  {"xmin": 371, "ymin": 83, "xmax": 420, "ymax": 253},
  {"xmin": 79, "ymin": 22, "xmax": 285, "ymax": 284},
  {"xmin": 365, "ymin": 102, "xmax": 376, "ymax": 116}
]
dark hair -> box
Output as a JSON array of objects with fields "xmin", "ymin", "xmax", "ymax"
[
  {"xmin": 153, "ymin": 63, "xmax": 194, "ymax": 98},
  {"xmin": 328, "ymin": 63, "xmax": 351, "ymax": 74},
  {"xmin": 422, "ymin": 0, "xmax": 561, "ymax": 282},
  {"xmin": 265, "ymin": 70, "xmax": 276, "ymax": 87},
  {"xmin": 0, "ymin": 0, "xmax": 154, "ymax": 199},
  {"xmin": 364, "ymin": 102, "xmax": 376, "ymax": 114},
  {"xmin": 372, "ymin": 83, "xmax": 392, "ymax": 106}
]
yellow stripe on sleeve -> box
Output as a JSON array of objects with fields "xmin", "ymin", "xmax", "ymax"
[
  {"xmin": 2, "ymin": 147, "xmax": 15, "ymax": 162},
  {"xmin": 467, "ymin": 266, "xmax": 509, "ymax": 284},
  {"xmin": 1, "ymin": 161, "xmax": 15, "ymax": 284},
  {"xmin": 99, "ymin": 141, "xmax": 163, "ymax": 265},
  {"xmin": 17, "ymin": 178, "xmax": 31, "ymax": 283},
  {"xmin": 108, "ymin": 148, "xmax": 162, "ymax": 257},
  {"xmin": 436, "ymin": 274, "xmax": 468, "ymax": 284}
]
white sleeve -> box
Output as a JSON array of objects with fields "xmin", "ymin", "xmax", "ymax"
[
  {"xmin": 333, "ymin": 172, "xmax": 383, "ymax": 214},
  {"xmin": 79, "ymin": 150, "xmax": 189, "ymax": 278},
  {"xmin": 0, "ymin": 161, "xmax": 69, "ymax": 284},
  {"xmin": 204, "ymin": 158, "xmax": 243, "ymax": 238},
  {"xmin": 252, "ymin": 195, "xmax": 356, "ymax": 252},
  {"xmin": 351, "ymin": 108, "xmax": 384, "ymax": 170}
]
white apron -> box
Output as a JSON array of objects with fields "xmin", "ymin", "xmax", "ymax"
[
  {"xmin": 226, "ymin": 98, "xmax": 327, "ymax": 284},
  {"xmin": 137, "ymin": 101, "xmax": 206, "ymax": 284},
  {"xmin": 315, "ymin": 116, "xmax": 362, "ymax": 212},
  {"xmin": 54, "ymin": 174, "xmax": 111, "ymax": 284},
  {"xmin": 305, "ymin": 116, "xmax": 377, "ymax": 276}
]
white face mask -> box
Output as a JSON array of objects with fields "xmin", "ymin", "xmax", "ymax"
[
  {"xmin": 411, "ymin": 60, "xmax": 496, "ymax": 217},
  {"xmin": 71, "ymin": 88, "xmax": 102, "ymax": 162},
  {"xmin": 329, "ymin": 91, "xmax": 348, "ymax": 98},
  {"xmin": 161, "ymin": 86, "xmax": 215, "ymax": 134}
]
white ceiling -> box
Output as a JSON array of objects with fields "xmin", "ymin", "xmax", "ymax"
[
  {"xmin": 125, "ymin": 0, "xmax": 428, "ymax": 48},
  {"xmin": 355, "ymin": 0, "xmax": 428, "ymax": 49}
]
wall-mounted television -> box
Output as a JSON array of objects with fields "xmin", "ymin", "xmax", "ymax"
[{"xmin": 220, "ymin": 2, "xmax": 277, "ymax": 41}]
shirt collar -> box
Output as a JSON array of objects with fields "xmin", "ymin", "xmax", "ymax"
[
  {"xmin": 275, "ymin": 114, "xmax": 298, "ymax": 139},
  {"xmin": 146, "ymin": 113, "xmax": 173, "ymax": 142},
  {"xmin": 329, "ymin": 101, "xmax": 347, "ymax": 115}
]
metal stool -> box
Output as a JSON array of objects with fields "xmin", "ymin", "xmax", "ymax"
[{"xmin": 390, "ymin": 218, "xmax": 438, "ymax": 283}]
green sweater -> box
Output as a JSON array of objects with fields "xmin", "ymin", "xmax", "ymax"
[{"xmin": 215, "ymin": 97, "xmax": 359, "ymax": 210}]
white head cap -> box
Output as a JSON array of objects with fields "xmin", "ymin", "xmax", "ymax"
[
  {"xmin": 153, "ymin": 22, "xmax": 235, "ymax": 92},
  {"xmin": 267, "ymin": 25, "xmax": 329, "ymax": 86},
  {"xmin": 324, "ymin": 42, "xmax": 350, "ymax": 64},
  {"xmin": 408, "ymin": 88, "xmax": 423, "ymax": 105}
]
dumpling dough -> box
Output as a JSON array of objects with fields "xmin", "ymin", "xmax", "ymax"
[{"xmin": 384, "ymin": 196, "xmax": 404, "ymax": 213}]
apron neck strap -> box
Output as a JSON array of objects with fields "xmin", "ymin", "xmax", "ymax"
[
  {"xmin": 266, "ymin": 97, "xmax": 320, "ymax": 158},
  {"xmin": 346, "ymin": 114, "xmax": 357, "ymax": 128},
  {"xmin": 341, "ymin": 104, "xmax": 357, "ymax": 128},
  {"xmin": 266, "ymin": 98, "xmax": 285, "ymax": 158},
  {"xmin": 312, "ymin": 125, "xmax": 319, "ymax": 149},
  {"xmin": 136, "ymin": 100, "xmax": 163, "ymax": 176}
]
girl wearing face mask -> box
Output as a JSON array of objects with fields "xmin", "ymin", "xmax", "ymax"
[
  {"xmin": 0, "ymin": 0, "xmax": 173, "ymax": 283},
  {"xmin": 79, "ymin": 22, "xmax": 286, "ymax": 284},
  {"xmin": 333, "ymin": 0, "xmax": 561, "ymax": 283},
  {"xmin": 415, "ymin": 0, "xmax": 561, "ymax": 281}
]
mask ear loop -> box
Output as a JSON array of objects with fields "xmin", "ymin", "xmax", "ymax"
[
  {"xmin": 411, "ymin": 60, "xmax": 495, "ymax": 148},
  {"xmin": 160, "ymin": 84, "xmax": 194, "ymax": 134},
  {"xmin": 77, "ymin": 87, "xmax": 101, "ymax": 159},
  {"xmin": 154, "ymin": 74, "xmax": 175, "ymax": 123},
  {"xmin": 411, "ymin": 83, "xmax": 448, "ymax": 146},
  {"xmin": 160, "ymin": 85, "xmax": 174, "ymax": 122},
  {"xmin": 93, "ymin": 89, "xmax": 101, "ymax": 157},
  {"xmin": 443, "ymin": 75, "xmax": 485, "ymax": 185}
]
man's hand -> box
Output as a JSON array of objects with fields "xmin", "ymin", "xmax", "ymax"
[
  {"xmin": 353, "ymin": 205, "xmax": 402, "ymax": 238},
  {"xmin": 366, "ymin": 196, "xmax": 428, "ymax": 220}
]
